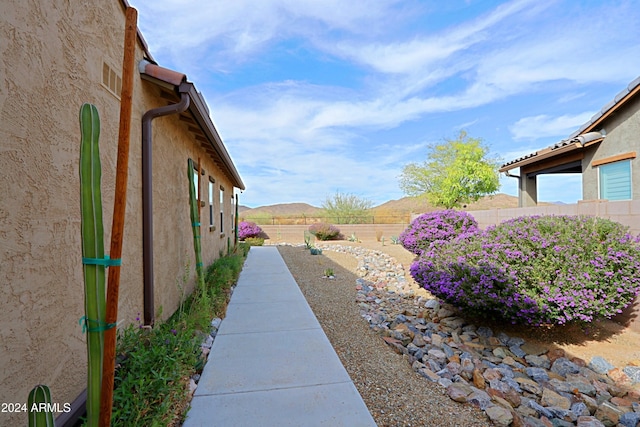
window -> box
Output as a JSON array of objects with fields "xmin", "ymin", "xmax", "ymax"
[
  {"xmin": 219, "ymin": 185, "xmax": 225, "ymax": 234},
  {"xmin": 230, "ymin": 194, "xmax": 235, "ymax": 233},
  {"xmin": 193, "ymin": 168, "xmax": 199, "ymax": 200},
  {"xmin": 599, "ymin": 160, "xmax": 631, "ymax": 200},
  {"xmin": 208, "ymin": 177, "xmax": 215, "ymax": 229}
]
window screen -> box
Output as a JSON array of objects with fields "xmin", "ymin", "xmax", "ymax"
[{"xmin": 599, "ymin": 160, "xmax": 631, "ymax": 200}]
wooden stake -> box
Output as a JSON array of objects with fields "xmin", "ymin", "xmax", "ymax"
[{"xmin": 100, "ymin": 7, "xmax": 137, "ymax": 427}]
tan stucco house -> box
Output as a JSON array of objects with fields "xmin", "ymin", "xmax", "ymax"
[
  {"xmin": 500, "ymin": 76, "xmax": 640, "ymax": 207},
  {"xmin": 0, "ymin": 1, "xmax": 244, "ymax": 425}
]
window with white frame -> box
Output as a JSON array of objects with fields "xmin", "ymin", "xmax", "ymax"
[
  {"xmin": 192, "ymin": 167, "xmax": 199, "ymax": 200},
  {"xmin": 230, "ymin": 194, "xmax": 235, "ymax": 234},
  {"xmin": 599, "ymin": 159, "xmax": 631, "ymax": 200},
  {"xmin": 219, "ymin": 185, "xmax": 225, "ymax": 234},
  {"xmin": 208, "ymin": 177, "xmax": 215, "ymax": 229}
]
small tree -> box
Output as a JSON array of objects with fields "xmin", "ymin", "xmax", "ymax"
[
  {"xmin": 322, "ymin": 192, "xmax": 373, "ymax": 224},
  {"xmin": 399, "ymin": 131, "xmax": 500, "ymax": 208}
]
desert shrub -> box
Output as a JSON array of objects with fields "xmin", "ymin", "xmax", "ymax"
[
  {"xmin": 238, "ymin": 221, "xmax": 263, "ymax": 240},
  {"xmin": 399, "ymin": 210, "xmax": 478, "ymax": 255},
  {"xmin": 308, "ymin": 223, "xmax": 341, "ymax": 240},
  {"xmin": 411, "ymin": 215, "xmax": 640, "ymax": 325},
  {"xmin": 241, "ymin": 212, "xmax": 272, "ymax": 225},
  {"xmin": 322, "ymin": 191, "xmax": 373, "ymax": 224},
  {"xmin": 244, "ymin": 237, "xmax": 264, "ymax": 246}
]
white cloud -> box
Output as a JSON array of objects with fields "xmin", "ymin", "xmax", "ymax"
[
  {"xmin": 132, "ymin": 0, "xmax": 408, "ymax": 70},
  {"xmin": 332, "ymin": 0, "xmax": 542, "ymax": 75},
  {"xmin": 509, "ymin": 112, "xmax": 595, "ymax": 141},
  {"xmin": 129, "ymin": 0, "xmax": 640, "ymax": 207}
]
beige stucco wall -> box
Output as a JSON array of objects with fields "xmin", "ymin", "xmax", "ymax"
[
  {"xmin": 146, "ymin": 81, "xmax": 236, "ymax": 319},
  {"xmin": 261, "ymin": 224, "xmax": 409, "ymax": 244},
  {"xmin": 582, "ymin": 95, "xmax": 640, "ymax": 201},
  {"xmin": 0, "ymin": 2, "xmax": 127, "ymax": 423},
  {"xmin": 467, "ymin": 200, "xmax": 640, "ymax": 236},
  {"xmin": 0, "ymin": 1, "xmax": 239, "ymax": 424}
]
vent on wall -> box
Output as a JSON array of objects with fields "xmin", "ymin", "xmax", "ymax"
[{"xmin": 102, "ymin": 62, "xmax": 122, "ymax": 98}]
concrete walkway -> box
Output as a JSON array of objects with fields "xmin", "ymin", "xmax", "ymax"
[{"xmin": 183, "ymin": 246, "xmax": 377, "ymax": 427}]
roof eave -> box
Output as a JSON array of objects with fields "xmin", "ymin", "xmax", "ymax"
[
  {"xmin": 579, "ymin": 76, "xmax": 640, "ymax": 135},
  {"xmin": 499, "ymin": 142, "xmax": 582, "ymax": 173},
  {"xmin": 139, "ymin": 61, "xmax": 245, "ymax": 190},
  {"xmin": 499, "ymin": 132, "xmax": 604, "ymax": 173},
  {"xmin": 184, "ymin": 84, "xmax": 246, "ymax": 190},
  {"xmin": 501, "ymin": 74, "xmax": 640, "ymax": 171}
]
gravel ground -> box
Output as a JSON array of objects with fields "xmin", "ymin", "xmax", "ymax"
[{"xmin": 278, "ymin": 245, "xmax": 491, "ymax": 427}]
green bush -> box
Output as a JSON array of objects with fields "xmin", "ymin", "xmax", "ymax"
[
  {"xmin": 411, "ymin": 215, "xmax": 640, "ymax": 325},
  {"xmin": 111, "ymin": 251, "xmax": 247, "ymax": 425},
  {"xmin": 244, "ymin": 237, "xmax": 264, "ymax": 246},
  {"xmin": 308, "ymin": 223, "xmax": 341, "ymax": 240},
  {"xmin": 321, "ymin": 191, "xmax": 373, "ymax": 224},
  {"xmin": 236, "ymin": 241, "xmax": 251, "ymax": 257}
]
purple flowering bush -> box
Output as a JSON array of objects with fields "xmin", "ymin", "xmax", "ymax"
[
  {"xmin": 238, "ymin": 221, "xmax": 263, "ymax": 240},
  {"xmin": 411, "ymin": 215, "xmax": 640, "ymax": 325},
  {"xmin": 399, "ymin": 210, "xmax": 478, "ymax": 255},
  {"xmin": 308, "ymin": 223, "xmax": 341, "ymax": 240}
]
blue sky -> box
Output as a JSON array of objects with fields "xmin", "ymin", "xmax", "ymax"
[{"xmin": 129, "ymin": 0, "xmax": 640, "ymax": 208}]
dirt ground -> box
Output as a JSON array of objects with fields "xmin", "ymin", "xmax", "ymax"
[{"xmin": 317, "ymin": 239, "xmax": 640, "ymax": 371}]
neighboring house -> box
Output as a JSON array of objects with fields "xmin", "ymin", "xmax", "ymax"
[
  {"xmin": 0, "ymin": 1, "xmax": 244, "ymax": 425},
  {"xmin": 500, "ymin": 76, "xmax": 640, "ymax": 207}
]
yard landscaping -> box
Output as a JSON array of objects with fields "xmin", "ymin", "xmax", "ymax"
[
  {"xmin": 277, "ymin": 221, "xmax": 640, "ymax": 426},
  {"xmin": 108, "ymin": 214, "xmax": 640, "ymax": 426}
]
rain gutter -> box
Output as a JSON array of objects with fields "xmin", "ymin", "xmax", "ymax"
[{"xmin": 141, "ymin": 79, "xmax": 190, "ymax": 326}]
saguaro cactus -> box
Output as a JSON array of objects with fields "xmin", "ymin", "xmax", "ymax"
[
  {"xmin": 187, "ymin": 159, "xmax": 206, "ymax": 296},
  {"xmin": 28, "ymin": 385, "xmax": 55, "ymax": 427},
  {"xmin": 79, "ymin": 103, "xmax": 107, "ymax": 426}
]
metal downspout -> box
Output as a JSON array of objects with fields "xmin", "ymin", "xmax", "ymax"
[
  {"xmin": 504, "ymin": 170, "xmax": 520, "ymax": 180},
  {"xmin": 503, "ymin": 170, "xmax": 522, "ymax": 207},
  {"xmin": 142, "ymin": 85, "xmax": 190, "ymax": 326}
]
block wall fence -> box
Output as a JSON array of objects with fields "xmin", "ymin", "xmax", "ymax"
[
  {"xmin": 464, "ymin": 199, "xmax": 640, "ymax": 236},
  {"xmin": 261, "ymin": 224, "xmax": 408, "ymax": 244}
]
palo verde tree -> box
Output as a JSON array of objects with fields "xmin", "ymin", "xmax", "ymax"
[
  {"xmin": 322, "ymin": 191, "xmax": 373, "ymax": 224},
  {"xmin": 399, "ymin": 131, "xmax": 501, "ymax": 208}
]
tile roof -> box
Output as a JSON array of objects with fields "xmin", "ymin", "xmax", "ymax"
[
  {"xmin": 140, "ymin": 60, "xmax": 245, "ymax": 190},
  {"xmin": 500, "ymin": 75, "xmax": 640, "ymax": 171}
]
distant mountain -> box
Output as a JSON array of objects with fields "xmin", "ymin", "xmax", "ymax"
[
  {"xmin": 240, "ymin": 194, "xmax": 523, "ymax": 218},
  {"xmin": 241, "ymin": 202, "xmax": 322, "ymax": 217},
  {"xmin": 373, "ymin": 193, "xmax": 521, "ymax": 214}
]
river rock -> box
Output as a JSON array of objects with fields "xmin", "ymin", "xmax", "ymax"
[
  {"xmin": 516, "ymin": 377, "xmax": 543, "ymax": 395},
  {"xmin": 310, "ymin": 243, "xmax": 640, "ymax": 427},
  {"xmin": 551, "ymin": 358, "xmax": 581, "ymax": 376},
  {"xmin": 623, "ymin": 366, "xmax": 640, "ymax": 384},
  {"xmin": 594, "ymin": 400, "xmax": 625, "ymax": 426},
  {"xmin": 486, "ymin": 404, "xmax": 514, "ymax": 426},
  {"xmin": 526, "ymin": 354, "xmax": 551, "ymax": 369},
  {"xmin": 447, "ymin": 382, "xmax": 473, "ymax": 402},
  {"xmin": 588, "ymin": 356, "xmax": 615, "ymax": 375},
  {"xmin": 619, "ymin": 411, "xmax": 640, "ymax": 427},
  {"xmin": 576, "ymin": 416, "xmax": 605, "ymax": 427},
  {"xmin": 541, "ymin": 387, "xmax": 571, "ymax": 410}
]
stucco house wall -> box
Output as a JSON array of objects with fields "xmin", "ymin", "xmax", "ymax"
[
  {"xmin": 582, "ymin": 94, "xmax": 640, "ymax": 201},
  {"xmin": 144, "ymin": 81, "xmax": 237, "ymax": 318},
  {"xmin": 500, "ymin": 76, "xmax": 639, "ymax": 207},
  {"xmin": 0, "ymin": 1, "xmax": 243, "ymax": 425}
]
